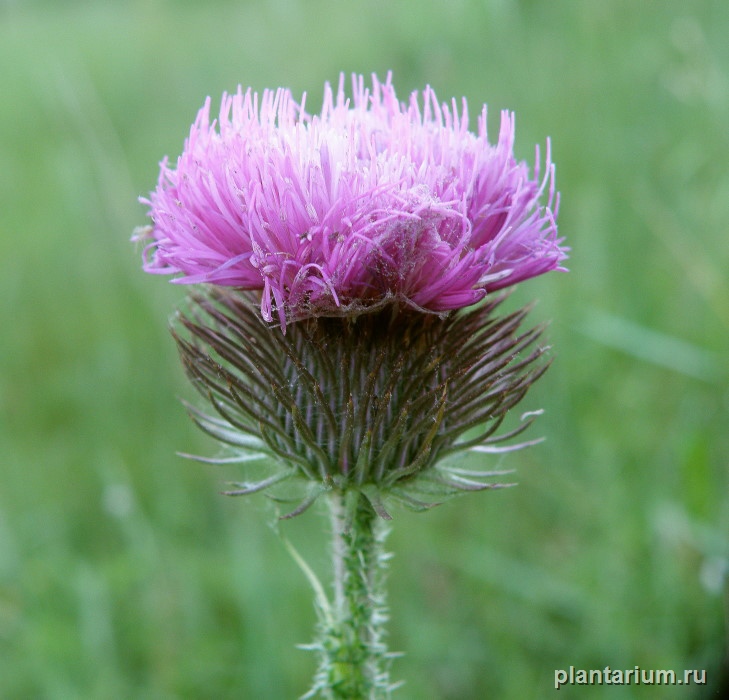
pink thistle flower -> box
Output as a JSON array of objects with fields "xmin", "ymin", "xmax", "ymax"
[{"xmin": 137, "ymin": 73, "xmax": 566, "ymax": 328}]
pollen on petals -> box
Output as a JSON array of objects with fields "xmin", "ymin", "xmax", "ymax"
[{"xmin": 138, "ymin": 72, "xmax": 568, "ymax": 329}]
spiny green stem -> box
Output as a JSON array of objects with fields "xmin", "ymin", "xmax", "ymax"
[{"xmin": 309, "ymin": 492, "xmax": 394, "ymax": 699}]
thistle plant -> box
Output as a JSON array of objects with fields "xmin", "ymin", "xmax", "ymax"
[{"xmin": 134, "ymin": 73, "xmax": 566, "ymax": 698}]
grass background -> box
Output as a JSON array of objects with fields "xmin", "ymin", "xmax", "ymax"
[{"xmin": 1, "ymin": 0, "xmax": 728, "ymax": 697}]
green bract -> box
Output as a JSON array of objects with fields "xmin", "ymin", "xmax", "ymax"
[{"xmin": 174, "ymin": 288, "xmax": 548, "ymax": 519}]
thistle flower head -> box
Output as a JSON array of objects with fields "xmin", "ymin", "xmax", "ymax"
[
  {"xmin": 137, "ymin": 74, "xmax": 568, "ymax": 517},
  {"xmin": 137, "ymin": 73, "xmax": 566, "ymax": 329}
]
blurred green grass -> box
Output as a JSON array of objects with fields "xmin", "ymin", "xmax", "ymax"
[{"xmin": 1, "ymin": 1, "xmax": 728, "ymax": 698}]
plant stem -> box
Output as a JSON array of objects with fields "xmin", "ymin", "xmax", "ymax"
[{"xmin": 310, "ymin": 491, "xmax": 394, "ymax": 699}]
